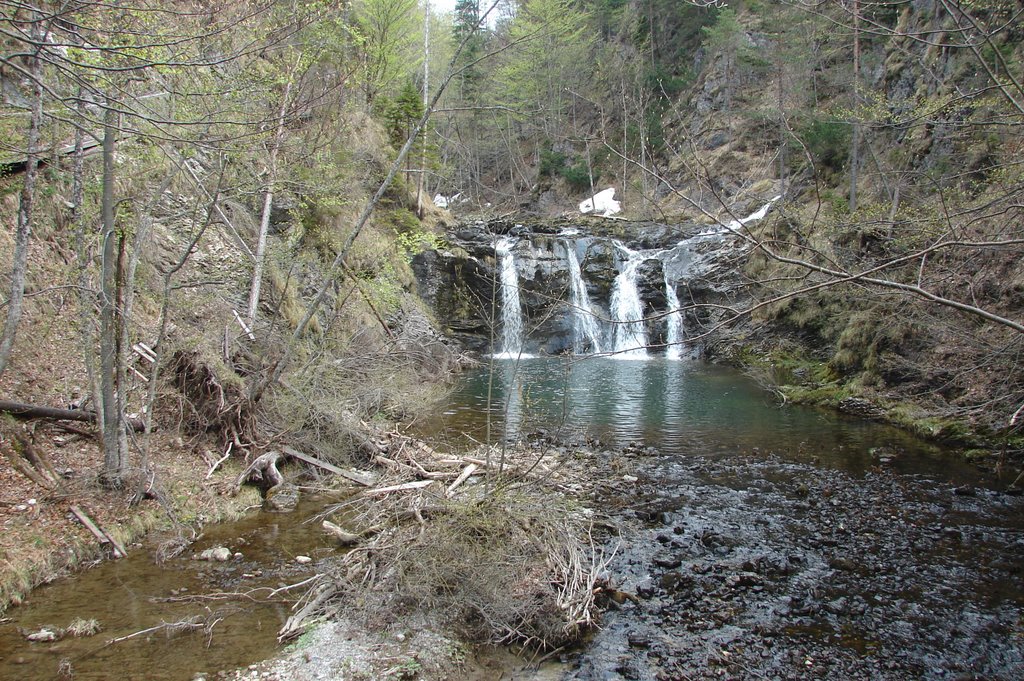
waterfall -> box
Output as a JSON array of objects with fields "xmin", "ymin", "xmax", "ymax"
[
  {"xmin": 713, "ymin": 194, "xmax": 784, "ymax": 234},
  {"xmin": 564, "ymin": 242, "xmax": 603, "ymax": 354},
  {"xmin": 494, "ymin": 237, "xmax": 526, "ymax": 358},
  {"xmin": 609, "ymin": 245, "xmax": 649, "ymax": 358},
  {"xmin": 664, "ymin": 275, "xmax": 685, "ymax": 360}
]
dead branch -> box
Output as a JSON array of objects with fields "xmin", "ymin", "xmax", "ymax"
[
  {"xmin": 107, "ymin": 617, "xmax": 203, "ymax": 645},
  {"xmin": 232, "ymin": 450, "xmax": 284, "ymax": 494},
  {"xmin": 0, "ymin": 399, "xmax": 143, "ymax": 430},
  {"xmin": 70, "ymin": 505, "xmax": 127, "ymax": 558}
]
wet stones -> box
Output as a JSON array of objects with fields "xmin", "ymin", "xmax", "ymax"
[
  {"xmin": 828, "ymin": 556, "xmax": 859, "ymax": 572},
  {"xmin": 563, "ymin": 453, "xmax": 1024, "ymax": 680},
  {"xmin": 659, "ymin": 571, "xmax": 693, "ymax": 593},
  {"xmin": 725, "ymin": 572, "xmax": 764, "ymax": 589},
  {"xmin": 626, "ymin": 630, "xmax": 651, "ymax": 649},
  {"xmin": 198, "ymin": 546, "xmax": 233, "ymax": 562},
  {"xmin": 264, "ymin": 482, "xmax": 300, "ymax": 512}
]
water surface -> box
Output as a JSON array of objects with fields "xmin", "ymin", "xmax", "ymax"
[
  {"xmin": 423, "ymin": 356, "xmax": 981, "ymax": 480},
  {"xmin": 0, "ymin": 500, "xmax": 333, "ymax": 681}
]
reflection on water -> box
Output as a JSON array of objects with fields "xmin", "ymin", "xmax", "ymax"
[
  {"xmin": 423, "ymin": 357, "xmax": 979, "ymax": 480},
  {"xmin": 0, "ymin": 500, "xmax": 334, "ymax": 681}
]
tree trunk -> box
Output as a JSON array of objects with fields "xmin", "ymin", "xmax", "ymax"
[
  {"xmin": 777, "ymin": 52, "xmax": 787, "ymax": 192},
  {"xmin": 849, "ymin": 0, "xmax": 861, "ymax": 212},
  {"xmin": 0, "ymin": 15, "xmax": 44, "ymax": 379},
  {"xmin": 0, "ymin": 399, "xmax": 144, "ymax": 430},
  {"xmin": 99, "ymin": 104, "xmax": 126, "ymax": 484},
  {"xmin": 416, "ymin": 1, "xmax": 430, "ymax": 218},
  {"xmin": 247, "ymin": 62, "xmax": 297, "ymax": 325},
  {"xmin": 72, "ymin": 91, "xmax": 105, "ymax": 441}
]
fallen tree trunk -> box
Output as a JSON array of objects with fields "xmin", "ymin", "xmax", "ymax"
[{"xmin": 0, "ymin": 399, "xmax": 144, "ymax": 431}]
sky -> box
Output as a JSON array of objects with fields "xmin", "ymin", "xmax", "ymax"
[{"xmin": 427, "ymin": 0, "xmax": 458, "ymax": 14}]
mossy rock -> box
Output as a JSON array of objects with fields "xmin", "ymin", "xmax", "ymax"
[{"xmin": 264, "ymin": 483, "xmax": 300, "ymax": 513}]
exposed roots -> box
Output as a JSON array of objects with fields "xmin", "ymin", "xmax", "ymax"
[{"xmin": 169, "ymin": 350, "xmax": 257, "ymax": 454}]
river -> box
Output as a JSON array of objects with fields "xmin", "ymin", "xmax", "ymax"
[
  {"xmin": 1, "ymin": 357, "xmax": 1021, "ymax": 679},
  {"xmin": 423, "ymin": 356, "xmax": 1024, "ymax": 680},
  {"xmin": 423, "ymin": 356, "xmax": 981, "ymax": 480}
]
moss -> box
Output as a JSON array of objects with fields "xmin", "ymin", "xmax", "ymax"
[
  {"xmin": 962, "ymin": 448, "xmax": 994, "ymax": 463},
  {"xmin": 719, "ymin": 337, "xmax": 1006, "ymax": 454}
]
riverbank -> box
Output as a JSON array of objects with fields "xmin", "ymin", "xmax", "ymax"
[
  {"xmin": 224, "ymin": 421, "xmax": 1024, "ymax": 680},
  {"xmin": 7, "ymin": 353, "xmax": 1020, "ymax": 680},
  {"xmin": 0, "ymin": 430, "xmax": 264, "ymax": 614},
  {"xmin": 706, "ymin": 335, "xmax": 1024, "ymax": 480}
]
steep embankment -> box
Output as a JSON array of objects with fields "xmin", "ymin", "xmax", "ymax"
[
  {"xmin": 0, "ymin": 107, "xmax": 458, "ymax": 611},
  {"xmin": 645, "ymin": 4, "xmax": 1024, "ymax": 451},
  {"xmin": 436, "ymin": 1, "xmax": 1023, "ymax": 457}
]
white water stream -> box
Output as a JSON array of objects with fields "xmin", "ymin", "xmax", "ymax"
[
  {"xmin": 664, "ymin": 275, "xmax": 685, "ymax": 360},
  {"xmin": 494, "ymin": 237, "xmax": 527, "ymax": 358},
  {"xmin": 565, "ymin": 242, "xmax": 604, "ymax": 354},
  {"xmin": 609, "ymin": 244, "xmax": 649, "ymax": 359}
]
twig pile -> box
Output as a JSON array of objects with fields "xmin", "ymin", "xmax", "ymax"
[{"xmin": 280, "ymin": 433, "xmax": 614, "ymax": 650}]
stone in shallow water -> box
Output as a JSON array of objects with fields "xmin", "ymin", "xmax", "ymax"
[
  {"xmin": 25, "ymin": 628, "xmax": 59, "ymax": 642},
  {"xmin": 199, "ymin": 546, "xmax": 232, "ymax": 562},
  {"xmin": 264, "ymin": 483, "xmax": 300, "ymax": 512}
]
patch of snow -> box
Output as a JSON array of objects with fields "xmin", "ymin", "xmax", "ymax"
[
  {"xmin": 432, "ymin": 192, "xmax": 463, "ymax": 209},
  {"xmin": 579, "ymin": 188, "xmax": 621, "ymax": 217}
]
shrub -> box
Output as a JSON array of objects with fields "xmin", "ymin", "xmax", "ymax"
[
  {"xmin": 539, "ymin": 147, "xmax": 567, "ymax": 177},
  {"xmin": 799, "ymin": 117, "xmax": 851, "ymax": 176},
  {"xmin": 560, "ymin": 162, "xmax": 597, "ymax": 192}
]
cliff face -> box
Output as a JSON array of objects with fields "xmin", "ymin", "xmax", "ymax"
[
  {"xmin": 427, "ymin": 1, "xmax": 1022, "ymax": 442},
  {"xmin": 413, "ymin": 215, "xmax": 760, "ymax": 358},
  {"xmin": 634, "ymin": 2, "xmax": 1023, "ymax": 441}
]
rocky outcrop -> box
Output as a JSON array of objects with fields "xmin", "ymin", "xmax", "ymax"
[{"xmin": 413, "ymin": 217, "xmax": 755, "ymax": 356}]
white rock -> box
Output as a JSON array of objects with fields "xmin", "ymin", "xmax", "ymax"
[
  {"xmin": 623, "ymin": 475, "xmax": 639, "ymax": 483},
  {"xmin": 199, "ymin": 546, "xmax": 232, "ymax": 562},
  {"xmin": 26, "ymin": 628, "xmax": 58, "ymax": 642},
  {"xmin": 295, "ymin": 555, "xmax": 313, "ymax": 565}
]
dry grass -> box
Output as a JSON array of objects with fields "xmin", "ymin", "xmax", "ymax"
[{"xmin": 281, "ymin": 442, "xmax": 613, "ymax": 651}]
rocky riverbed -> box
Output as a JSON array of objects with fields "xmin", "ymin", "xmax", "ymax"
[
  {"xmin": 563, "ymin": 447, "xmax": 1024, "ymax": 680},
  {"xmin": 235, "ymin": 432, "xmax": 1023, "ymax": 681}
]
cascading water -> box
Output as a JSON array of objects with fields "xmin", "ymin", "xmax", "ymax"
[
  {"xmin": 494, "ymin": 236, "xmax": 526, "ymax": 358},
  {"xmin": 664, "ymin": 275, "xmax": 685, "ymax": 360},
  {"xmin": 478, "ymin": 196, "xmax": 784, "ymax": 360},
  {"xmin": 714, "ymin": 194, "xmax": 784, "ymax": 234},
  {"xmin": 609, "ymin": 244, "xmax": 649, "ymax": 358},
  {"xmin": 564, "ymin": 241, "xmax": 604, "ymax": 354}
]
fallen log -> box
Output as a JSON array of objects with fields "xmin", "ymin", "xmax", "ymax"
[
  {"xmin": 321, "ymin": 519, "xmax": 382, "ymax": 546},
  {"xmin": 282, "ymin": 445, "xmax": 376, "ymax": 486},
  {"xmin": 233, "ymin": 451, "xmax": 285, "ymax": 494},
  {"xmin": 0, "ymin": 399, "xmax": 145, "ymax": 431},
  {"xmin": 2, "ymin": 429, "xmax": 59, "ymax": 489},
  {"xmin": 362, "ymin": 479, "xmax": 434, "ymax": 496},
  {"xmin": 322, "ymin": 519, "xmax": 362, "ymax": 545},
  {"xmin": 70, "ymin": 505, "xmax": 127, "ymax": 558},
  {"xmin": 445, "ymin": 463, "xmax": 478, "ymax": 497}
]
